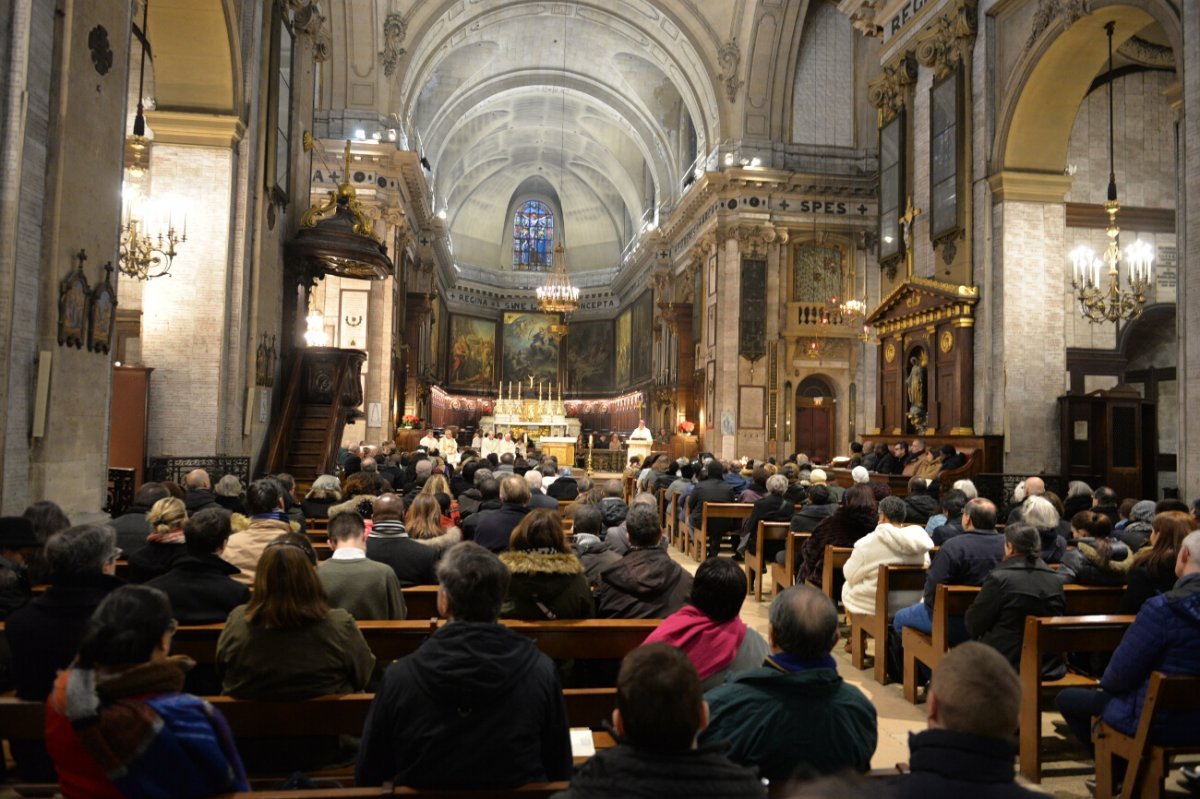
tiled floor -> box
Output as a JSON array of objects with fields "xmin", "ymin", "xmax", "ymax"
[{"xmin": 669, "ymin": 547, "xmax": 1200, "ymax": 799}]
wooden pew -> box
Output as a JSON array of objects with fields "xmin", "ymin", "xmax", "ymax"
[
  {"xmin": 746, "ymin": 521, "xmax": 790, "ymax": 601},
  {"xmin": 695, "ymin": 502, "xmax": 752, "ymax": 561},
  {"xmin": 1017, "ymin": 614, "xmax": 1135, "ymax": 783},
  {"xmin": 226, "ymin": 784, "xmax": 571, "ymax": 798},
  {"xmin": 557, "ymin": 500, "xmax": 572, "ymax": 515},
  {"xmin": 769, "ymin": 532, "xmax": 811, "ymax": 596},
  {"xmin": 402, "ymin": 586, "xmax": 439, "ymax": 619},
  {"xmin": 901, "ymin": 584, "xmax": 980, "ymax": 703},
  {"xmin": 172, "ymin": 618, "xmax": 660, "ymax": 667},
  {"xmin": 1093, "ymin": 671, "xmax": 1200, "ymax": 799},
  {"xmin": 807, "ymin": 545, "xmax": 853, "ymax": 602},
  {"xmin": 903, "ymin": 583, "xmax": 1127, "ymax": 705},
  {"xmin": 849, "ymin": 564, "xmax": 927, "ymax": 685},
  {"xmin": 666, "ymin": 492, "xmax": 681, "ymax": 551}
]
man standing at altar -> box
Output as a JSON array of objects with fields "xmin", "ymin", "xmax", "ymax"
[
  {"xmin": 499, "ymin": 432, "xmax": 517, "ymax": 458},
  {"xmin": 481, "ymin": 431, "xmax": 498, "ymax": 458},
  {"xmin": 419, "ymin": 429, "xmax": 438, "ymax": 451},
  {"xmin": 627, "ymin": 419, "xmax": 654, "ymax": 465}
]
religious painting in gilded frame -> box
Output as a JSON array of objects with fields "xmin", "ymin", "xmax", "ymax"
[
  {"xmin": 615, "ymin": 308, "xmax": 631, "ymax": 388},
  {"xmin": 502, "ymin": 312, "xmax": 559, "ymax": 385},
  {"xmin": 565, "ymin": 320, "xmax": 614, "ymax": 392},
  {"xmin": 630, "ymin": 290, "xmax": 653, "ymax": 381},
  {"xmin": 447, "ymin": 314, "xmax": 497, "ymax": 389}
]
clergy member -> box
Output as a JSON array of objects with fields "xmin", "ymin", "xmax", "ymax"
[
  {"xmin": 419, "ymin": 429, "xmax": 438, "ymax": 451},
  {"xmin": 629, "ymin": 420, "xmax": 652, "ymax": 443}
]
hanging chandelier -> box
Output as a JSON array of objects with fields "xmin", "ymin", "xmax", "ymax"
[
  {"xmin": 1068, "ymin": 22, "xmax": 1154, "ymax": 324},
  {"xmin": 536, "ymin": 243, "xmax": 580, "ymax": 314},
  {"xmin": 118, "ymin": 199, "xmax": 187, "ymax": 280},
  {"xmin": 536, "ymin": 14, "xmax": 579, "ymax": 319}
]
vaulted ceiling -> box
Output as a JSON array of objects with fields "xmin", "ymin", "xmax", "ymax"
[{"xmin": 325, "ymin": 0, "xmax": 749, "ymax": 275}]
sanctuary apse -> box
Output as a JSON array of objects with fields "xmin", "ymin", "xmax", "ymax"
[{"xmin": 0, "ymin": 0, "xmax": 1197, "ymax": 519}]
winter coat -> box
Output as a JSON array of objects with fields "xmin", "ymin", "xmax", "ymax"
[
  {"xmin": 903, "ymin": 492, "xmax": 940, "ymax": 526},
  {"xmin": 546, "ymin": 477, "xmax": 578, "ymax": 500},
  {"xmin": 840, "ymin": 523, "xmax": 933, "ymax": 616},
  {"xmin": 932, "ymin": 518, "xmax": 964, "ymax": 546},
  {"xmin": 887, "ymin": 729, "xmax": 1045, "ymax": 799},
  {"xmin": 328, "ymin": 494, "xmax": 378, "ymax": 519},
  {"xmin": 456, "ymin": 488, "xmax": 484, "ymax": 519},
  {"xmin": 595, "ymin": 547, "xmax": 692, "ymax": 619},
  {"xmin": 743, "ymin": 495, "xmax": 795, "ymax": 554},
  {"xmin": 798, "ymin": 506, "xmax": 879, "ymax": 587},
  {"xmin": 923, "ymin": 529, "xmax": 1005, "ymax": 610},
  {"xmin": 461, "ymin": 498, "xmax": 502, "ymax": 539},
  {"xmin": 1035, "ymin": 525, "xmax": 1068, "ymax": 564},
  {"xmin": 790, "ymin": 502, "xmax": 836, "ymax": 532},
  {"xmin": 499, "ymin": 551, "xmax": 595, "ymax": 620},
  {"xmin": 216, "ymin": 605, "xmax": 375, "ymax": 700},
  {"xmin": 145, "ymin": 554, "xmax": 250, "ymax": 624},
  {"xmin": 472, "ymin": 503, "xmax": 531, "ymax": 553},
  {"xmin": 184, "ymin": 488, "xmax": 221, "ymax": 514},
  {"xmin": 550, "ymin": 741, "xmax": 766, "ymax": 799},
  {"xmin": 1100, "ymin": 572, "xmax": 1200, "ymax": 740},
  {"xmin": 355, "ymin": 621, "xmax": 572, "ymax": 789},
  {"xmin": 367, "ymin": 528, "xmax": 440, "ymax": 587},
  {"xmin": 223, "ymin": 517, "xmax": 295, "ymax": 585},
  {"xmin": 1120, "ymin": 553, "xmax": 1179, "ymax": 615},
  {"xmin": 109, "ymin": 506, "xmax": 154, "ymax": 556},
  {"xmin": 1058, "ymin": 538, "xmax": 1133, "ymax": 586},
  {"xmin": 965, "ymin": 557, "xmax": 1066, "ymax": 669},
  {"xmin": 700, "ymin": 664, "xmax": 877, "ymax": 780},
  {"xmin": 687, "ymin": 478, "xmax": 738, "ymax": 531},
  {"xmin": 572, "ymin": 534, "xmax": 623, "ymax": 589},
  {"xmin": 127, "ymin": 540, "xmax": 186, "ymax": 584},
  {"xmin": 1062, "ymin": 494, "xmax": 1094, "ymax": 520},
  {"xmin": 1115, "ymin": 520, "xmax": 1152, "ymax": 552}
]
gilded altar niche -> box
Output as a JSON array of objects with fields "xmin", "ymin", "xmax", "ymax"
[{"xmin": 865, "ymin": 277, "xmax": 978, "ymax": 436}]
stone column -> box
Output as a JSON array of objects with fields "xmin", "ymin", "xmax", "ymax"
[
  {"xmin": 985, "ymin": 172, "xmax": 1072, "ymax": 474},
  {"xmin": 716, "ymin": 232, "xmax": 741, "ymax": 460},
  {"xmin": 1179, "ymin": 3, "xmax": 1200, "ymax": 499},
  {"xmin": 138, "ymin": 115, "xmax": 245, "ymax": 458}
]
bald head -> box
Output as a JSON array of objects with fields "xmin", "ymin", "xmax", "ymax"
[
  {"xmin": 372, "ymin": 493, "xmax": 405, "ymax": 522},
  {"xmin": 185, "ymin": 469, "xmax": 211, "ymax": 490},
  {"xmin": 768, "ymin": 585, "xmax": 839, "ymax": 659},
  {"xmin": 1024, "ymin": 476, "xmax": 1045, "ymax": 497}
]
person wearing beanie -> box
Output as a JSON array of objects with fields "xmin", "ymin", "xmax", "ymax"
[{"xmin": 1114, "ymin": 500, "xmax": 1157, "ymax": 551}]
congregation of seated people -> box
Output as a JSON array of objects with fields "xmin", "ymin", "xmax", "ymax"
[{"xmin": 1, "ymin": 437, "xmax": 1199, "ymax": 797}]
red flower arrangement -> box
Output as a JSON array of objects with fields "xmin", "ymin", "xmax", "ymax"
[
  {"xmin": 401, "ymin": 414, "xmax": 422, "ymax": 429},
  {"xmin": 677, "ymin": 420, "xmax": 696, "ymax": 434}
]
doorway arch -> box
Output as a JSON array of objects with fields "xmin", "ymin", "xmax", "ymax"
[{"xmin": 795, "ymin": 375, "xmax": 836, "ymax": 463}]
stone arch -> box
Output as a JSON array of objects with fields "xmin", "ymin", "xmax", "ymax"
[
  {"xmin": 993, "ymin": 1, "xmax": 1180, "ymax": 175},
  {"xmin": 146, "ymin": 0, "xmax": 241, "ymax": 114},
  {"xmin": 740, "ymin": 0, "xmax": 808, "ymax": 142}
]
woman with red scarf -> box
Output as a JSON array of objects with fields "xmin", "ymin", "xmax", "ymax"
[{"xmin": 642, "ymin": 558, "xmax": 768, "ymax": 691}]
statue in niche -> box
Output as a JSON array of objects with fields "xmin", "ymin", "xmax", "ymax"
[{"xmin": 906, "ymin": 350, "xmax": 928, "ymax": 431}]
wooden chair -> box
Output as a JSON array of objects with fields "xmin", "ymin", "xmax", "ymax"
[
  {"xmin": 695, "ymin": 502, "xmax": 752, "ymax": 561},
  {"xmin": 806, "ymin": 545, "xmax": 853, "ymax": 602},
  {"xmin": 849, "ymin": 564, "xmax": 927, "ymax": 685},
  {"xmin": 746, "ymin": 521, "xmax": 790, "ymax": 601},
  {"xmin": 1016, "ymin": 614, "xmax": 1135, "ymax": 783},
  {"xmin": 769, "ymin": 532, "xmax": 810, "ymax": 596},
  {"xmin": 1093, "ymin": 671, "xmax": 1200, "ymax": 799}
]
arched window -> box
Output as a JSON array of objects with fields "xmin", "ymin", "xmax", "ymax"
[{"xmin": 512, "ymin": 200, "xmax": 555, "ymax": 271}]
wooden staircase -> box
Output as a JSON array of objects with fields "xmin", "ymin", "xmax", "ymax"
[{"xmin": 262, "ymin": 348, "xmax": 367, "ymax": 495}]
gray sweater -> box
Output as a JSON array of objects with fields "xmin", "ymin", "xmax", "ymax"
[{"xmin": 318, "ymin": 555, "xmax": 407, "ymax": 621}]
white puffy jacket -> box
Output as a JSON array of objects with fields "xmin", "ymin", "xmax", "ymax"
[{"xmin": 840, "ymin": 523, "xmax": 934, "ymax": 616}]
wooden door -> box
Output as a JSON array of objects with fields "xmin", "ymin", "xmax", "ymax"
[{"xmin": 795, "ymin": 405, "xmax": 834, "ymax": 463}]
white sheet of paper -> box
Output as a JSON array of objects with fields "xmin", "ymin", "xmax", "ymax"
[{"xmin": 570, "ymin": 727, "xmax": 595, "ymax": 759}]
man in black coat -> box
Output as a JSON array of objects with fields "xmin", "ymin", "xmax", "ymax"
[
  {"xmin": 183, "ymin": 469, "xmax": 222, "ymax": 514},
  {"xmin": 356, "ymin": 542, "xmax": 571, "ymax": 789},
  {"xmin": 145, "ymin": 507, "xmax": 249, "ymax": 624},
  {"xmin": 365, "ymin": 493, "xmax": 439, "ymax": 587},
  {"xmin": 525, "ymin": 471, "xmax": 559, "ymax": 510},
  {"xmin": 6, "ymin": 524, "xmax": 123, "ymax": 778},
  {"xmin": 595, "ymin": 506, "xmax": 692, "ymax": 619},
  {"xmin": 888, "ymin": 642, "xmax": 1045, "ymax": 798},
  {"xmin": 0, "ymin": 517, "xmax": 42, "ymax": 620},
  {"xmin": 551, "ymin": 643, "xmax": 765, "ymax": 799},
  {"xmin": 461, "ymin": 478, "xmax": 502, "ymax": 541},
  {"xmin": 472, "ymin": 475, "xmax": 532, "ymax": 553},
  {"xmin": 687, "ymin": 461, "xmax": 737, "ymax": 556},
  {"xmin": 109, "ymin": 481, "xmax": 170, "ymax": 556},
  {"xmin": 545, "ymin": 467, "xmax": 578, "ymax": 500}
]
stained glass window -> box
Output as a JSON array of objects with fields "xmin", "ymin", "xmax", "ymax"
[{"xmin": 512, "ymin": 200, "xmax": 555, "ymax": 271}]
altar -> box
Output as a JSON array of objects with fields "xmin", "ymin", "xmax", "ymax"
[{"xmin": 478, "ymin": 381, "xmax": 581, "ymax": 447}]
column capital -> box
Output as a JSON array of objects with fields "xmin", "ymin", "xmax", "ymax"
[{"xmin": 144, "ymin": 110, "xmax": 245, "ymax": 147}]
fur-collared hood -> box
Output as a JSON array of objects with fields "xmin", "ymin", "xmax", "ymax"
[
  {"xmin": 1077, "ymin": 539, "xmax": 1133, "ymax": 575},
  {"xmin": 499, "ymin": 550, "xmax": 584, "ymax": 576},
  {"xmin": 328, "ymin": 495, "xmax": 377, "ymax": 519},
  {"xmin": 230, "ymin": 514, "xmax": 300, "ymax": 534},
  {"xmin": 414, "ymin": 527, "xmax": 462, "ymax": 551}
]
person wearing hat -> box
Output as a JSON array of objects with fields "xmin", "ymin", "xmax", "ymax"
[
  {"xmin": 1115, "ymin": 500, "xmax": 1157, "ymax": 551},
  {"xmin": 0, "ymin": 517, "xmax": 41, "ymax": 618}
]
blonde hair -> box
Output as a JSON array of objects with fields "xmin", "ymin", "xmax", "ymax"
[
  {"xmin": 146, "ymin": 497, "xmax": 187, "ymax": 536},
  {"xmin": 406, "ymin": 494, "xmax": 444, "ymax": 540},
  {"xmin": 422, "ymin": 474, "xmax": 451, "ymax": 497}
]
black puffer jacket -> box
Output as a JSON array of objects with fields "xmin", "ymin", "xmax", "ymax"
[
  {"xmin": 1058, "ymin": 538, "xmax": 1133, "ymax": 586},
  {"xmin": 903, "ymin": 492, "xmax": 940, "ymax": 526},
  {"xmin": 355, "ymin": 621, "xmax": 571, "ymax": 789},
  {"xmin": 966, "ymin": 557, "xmax": 1066, "ymax": 670},
  {"xmin": 550, "ymin": 741, "xmax": 766, "ymax": 799}
]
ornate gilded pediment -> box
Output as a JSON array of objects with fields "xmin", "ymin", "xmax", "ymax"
[{"xmin": 865, "ymin": 277, "xmax": 979, "ymax": 336}]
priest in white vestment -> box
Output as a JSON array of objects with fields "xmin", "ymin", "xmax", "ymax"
[{"xmin": 627, "ymin": 419, "xmax": 653, "ymax": 463}]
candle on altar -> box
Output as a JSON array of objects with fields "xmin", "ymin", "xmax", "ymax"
[
  {"xmin": 529, "ymin": 376, "xmax": 534, "ymax": 389},
  {"xmin": 588, "ymin": 433, "xmax": 593, "ymax": 448}
]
